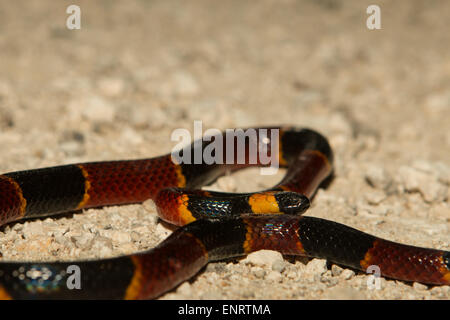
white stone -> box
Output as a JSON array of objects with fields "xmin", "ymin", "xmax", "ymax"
[
  {"xmin": 305, "ymin": 258, "xmax": 327, "ymax": 275},
  {"xmin": 244, "ymin": 250, "xmax": 284, "ymax": 267},
  {"xmin": 365, "ymin": 166, "xmax": 392, "ymax": 190},
  {"xmin": 340, "ymin": 269, "xmax": 355, "ymax": 280}
]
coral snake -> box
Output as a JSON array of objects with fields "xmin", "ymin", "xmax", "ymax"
[{"xmin": 0, "ymin": 126, "xmax": 448, "ymax": 299}]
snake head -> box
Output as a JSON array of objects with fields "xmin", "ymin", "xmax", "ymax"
[{"xmin": 274, "ymin": 191, "xmax": 310, "ymax": 215}]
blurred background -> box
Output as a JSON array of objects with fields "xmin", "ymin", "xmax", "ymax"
[{"xmin": 0, "ymin": 0, "xmax": 449, "ymax": 299}]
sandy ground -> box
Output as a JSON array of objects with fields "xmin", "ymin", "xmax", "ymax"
[{"xmin": 0, "ymin": 0, "xmax": 449, "ymax": 299}]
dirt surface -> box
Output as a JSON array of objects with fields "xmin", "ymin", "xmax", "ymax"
[{"xmin": 0, "ymin": 0, "xmax": 449, "ymax": 300}]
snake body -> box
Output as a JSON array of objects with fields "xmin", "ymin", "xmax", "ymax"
[{"xmin": 0, "ymin": 126, "xmax": 448, "ymax": 299}]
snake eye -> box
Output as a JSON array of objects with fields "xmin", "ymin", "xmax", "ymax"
[{"xmin": 274, "ymin": 192, "xmax": 310, "ymax": 215}]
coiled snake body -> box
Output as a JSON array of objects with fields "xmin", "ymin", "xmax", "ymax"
[{"xmin": 0, "ymin": 126, "xmax": 448, "ymax": 299}]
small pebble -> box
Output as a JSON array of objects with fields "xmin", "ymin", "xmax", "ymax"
[
  {"xmin": 340, "ymin": 269, "xmax": 355, "ymax": 280},
  {"xmin": 305, "ymin": 259, "xmax": 328, "ymax": 275},
  {"xmin": 22, "ymin": 222, "xmax": 44, "ymax": 239},
  {"xmin": 364, "ymin": 190, "xmax": 386, "ymax": 205},
  {"xmin": 70, "ymin": 234, "xmax": 93, "ymax": 248},
  {"xmin": 244, "ymin": 250, "xmax": 283, "ymax": 267},
  {"xmin": 331, "ymin": 265, "xmax": 343, "ymax": 276},
  {"xmin": 365, "ymin": 166, "xmax": 392, "ymax": 190},
  {"xmin": 397, "ymin": 166, "xmax": 447, "ymax": 203}
]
